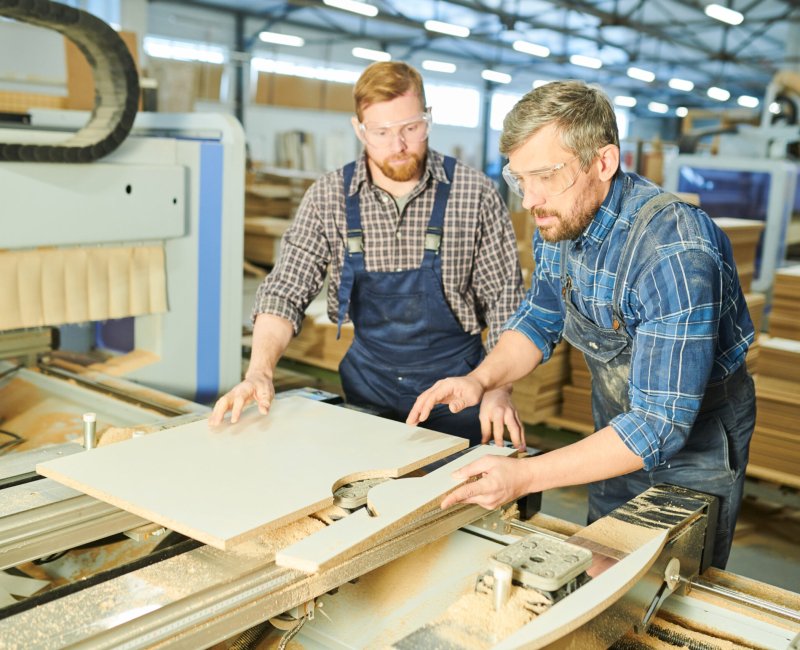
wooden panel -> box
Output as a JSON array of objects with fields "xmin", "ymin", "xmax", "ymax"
[
  {"xmin": 37, "ymin": 397, "xmax": 467, "ymax": 549},
  {"xmin": 323, "ymin": 81, "xmax": 354, "ymax": 112},
  {"xmin": 272, "ymin": 75, "xmax": 323, "ymax": 109},
  {"xmin": 276, "ymin": 445, "xmax": 516, "ymax": 572}
]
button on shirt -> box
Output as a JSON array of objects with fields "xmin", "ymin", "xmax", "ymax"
[
  {"xmin": 503, "ymin": 172, "xmax": 754, "ymax": 470},
  {"xmin": 253, "ymin": 149, "xmax": 524, "ymax": 349}
]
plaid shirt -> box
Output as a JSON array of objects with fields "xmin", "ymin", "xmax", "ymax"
[
  {"xmin": 504, "ymin": 172, "xmax": 754, "ymax": 470},
  {"xmin": 254, "ymin": 149, "xmax": 524, "ymax": 349}
]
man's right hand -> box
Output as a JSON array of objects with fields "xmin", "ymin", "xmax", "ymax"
[
  {"xmin": 209, "ymin": 371, "xmax": 275, "ymax": 425},
  {"xmin": 406, "ymin": 375, "xmax": 485, "ymax": 426}
]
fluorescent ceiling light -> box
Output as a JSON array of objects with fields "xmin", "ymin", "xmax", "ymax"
[
  {"xmin": 144, "ymin": 36, "xmax": 225, "ymax": 64},
  {"xmin": 533, "ymin": 79, "xmax": 552, "ymax": 89},
  {"xmin": 352, "ymin": 47, "xmax": 390, "ymax": 61},
  {"xmin": 648, "ymin": 101, "xmax": 669, "ymax": 114},
  {"xmin": 676, "ymin": 106, "xmax": 688, "ymax": 117},
  {"xmin": 425, "ymin": 19, "xmax": 470, "ymax": 38},
  {"xmin": 258, "ymin": 31, "xmax": 304, "ymax": 47},
  {"xmin": 323, "ymin": 0, "xmax": 378, "ymax": 17},
  {"xmin": 669, "ymin": 78, "xmax": 694, "ymax": 92},
  {"xmin": 614, "ymin": 96, "xmax": 637, "ymax": 108},
  {"xmin": 707, "ymin": 86, "xmax": 730, "ymax": 101},
  {"xmin": 422, "ymin": 59, "xmax": 456, "ymax": 73},
  {"xmin": 627, "ymin": 66, "xmax": 655, "ymax": 83},
  {"xmin": 570, "ymin": 54, "xmax": 602, "ymax": 69},
  {"xmin": 482, "ymin": 69, "xmax": 511, "ymax": 84},
  {"xmin": 512, "ymin": 40, "xmax": 550, "ymax": 58},
  {"xmin": 251, "ymin": 57, "xmax": 360, "ymax": 84},
  {"xmin": 738, "ymin": 95, "xmax": 759, "ymax": 108},
  {"xmin": 704, "ymin": 3, "xmax": 743, "ymax": 26}
]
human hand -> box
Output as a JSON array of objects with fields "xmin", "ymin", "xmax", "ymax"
[
  {"xmin": 406, "ymin": 376, "xmax": 485, "ymax": 426},
  {"xmin": 480, "ymin": 388, "xmax": 525, "ymax": 450},
  {"xmin": 208, "ymin": 371, "xmax": 275, "ymax": 425},
  {"xmin": 441, "ymin": 455, "xmax": 531, "ymax": 510}
]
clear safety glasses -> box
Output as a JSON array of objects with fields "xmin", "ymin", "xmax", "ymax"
[
  {"xmin": 358, "ymin": 109, "xmax": 432, "ymax": 148},
  {"xmin": 502, "ymin": 156, "xmax": 582, "ymax": 199}
]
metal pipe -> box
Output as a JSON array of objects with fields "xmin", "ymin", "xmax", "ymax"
[
  {"xmin": 83, "ymin": 412, "xmax": 97, "ymax": 450},
  {"xmin": 684, "ymin": 576, "xmax": 800, "ymax": 623}
]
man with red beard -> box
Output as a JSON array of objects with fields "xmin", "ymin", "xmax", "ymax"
[
  {"xmin": 210, "ymin": 62, "xmax": 525, "ymax": 447},
  {"xmin": 407, "ymin": 80, "xmax": 756, "ymax": 569}
]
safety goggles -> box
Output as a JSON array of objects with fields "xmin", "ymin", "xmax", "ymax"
[
  {"xmin": 502, "ymin": 156, "xmax": 582, "ymax": 198},
  {"xmin": 358, "ymin": 108, "xmax": 432, "ymax": 148}
]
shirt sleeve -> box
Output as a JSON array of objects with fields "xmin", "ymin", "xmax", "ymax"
[
  {"xmin": 501, "ymin": 239, "xmax": 564, "ymax": 361},
  {"xmin": 251, "ymin": 182, "xmax": 333, "ymax": 333},
  {"xmin": 472, "ymin": 182, "xmax": 526, "ymax": 350},
  {"xmin": 610, "ymin": 248, "xmax": 722, "ymax": 470}
]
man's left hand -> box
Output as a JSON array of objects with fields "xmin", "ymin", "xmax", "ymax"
[
  {"xmin": 441, "ymin": 455, "xmax": 531, "ymax": 510},
  {"xmin": 480, "ymin": 388, "xmax": 525, "ymax": 450}
]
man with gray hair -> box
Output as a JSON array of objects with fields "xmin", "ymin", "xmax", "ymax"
[{"xmin": 408, "ymin": 80, "xmax": 755, "ymax": 569}]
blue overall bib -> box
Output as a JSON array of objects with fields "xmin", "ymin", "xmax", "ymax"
[
  {"xmin": 336, "ymin": 157, "xmax": 484, "ymax": 445},
  {"xmin": 561, "ymin": 193, "xmax": 755, "ymax": 568}
]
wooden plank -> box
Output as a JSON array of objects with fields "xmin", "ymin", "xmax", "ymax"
[
  {"xmin": 36, "ymin": 397, "xmax": 467, "ymax": 550},
  {"xmin": 276, "ymin": 445, "xmax": 517, "ymax": 573}
]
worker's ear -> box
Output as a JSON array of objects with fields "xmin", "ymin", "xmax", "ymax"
[
  {"xmin": 351, "ymin": 116, "xmax": 366, "ymax": 145},
  {"xmin": 596, "ymin": 144, "xmax": 620, "ymax": 182}
]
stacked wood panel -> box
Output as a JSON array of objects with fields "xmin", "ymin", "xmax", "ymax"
[
  {"xmin": 243, "ymin": 168, "xmax": 316, "ymax": 267},
  {"xmin": 751, "ymin": 337, "xmax": 800, "ymax": 488}
]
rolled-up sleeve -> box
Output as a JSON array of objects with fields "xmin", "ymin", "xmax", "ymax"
[
  {"xmin": 473, "ymin": 184, "xmax": 525, "ymax": 350},
  {"xmin": 610, "ymin": 249, "xmax": 722, "ymax": 470},
  {"xmin": 502, "ymin": 253, "xmax": 564, "ymax": 362},
  {"xmin": 251, "ymin": 185, "xmax": 332, "ymax": 333}
]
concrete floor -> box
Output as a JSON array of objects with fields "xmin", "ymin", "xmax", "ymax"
[{"xmin": 242, "ymin": 274, "xmax": 800, "ymax": 595}]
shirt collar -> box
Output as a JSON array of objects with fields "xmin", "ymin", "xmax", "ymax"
[
  {"xmin": 346, "ymin": 148, "xmax": 445, "ymax": 197},
  {"xmin": 579, "ymin": 170, "xmax": 627, "ymax": 246}
]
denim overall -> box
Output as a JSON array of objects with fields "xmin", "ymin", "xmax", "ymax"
[
  {"xmin": 336, "ymin": 157, "xmax": 484, "ymax": 445},
  {"xmin": 561, "ymin": 192, "xmax": 755, "ymax": 568}
]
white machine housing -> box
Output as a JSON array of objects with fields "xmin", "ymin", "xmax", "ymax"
[{"xmin": 1, "ymin": 111, "xmax": 245, "ymax": 403}]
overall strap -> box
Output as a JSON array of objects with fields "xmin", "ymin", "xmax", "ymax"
[
  {"xmin": 336, "ymin": 161, "xmax": 363, "ymax": 337},
  {"xmin": 611, "ymin": 192, "xmax": 681, "ymax": 328},
  {"xmin": 422, "ymin": 155, "xmax": 456, "ymax": 266}
]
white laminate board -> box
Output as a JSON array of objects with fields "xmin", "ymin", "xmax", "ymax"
[
  {"xmin": 276, "ymin": 445, "xmax": 516, "ymax": 573},
  {"xmin": 35, "ymin": 397, "xmax": 468, "ymax": 549}
]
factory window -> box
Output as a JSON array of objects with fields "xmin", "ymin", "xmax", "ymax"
[
  {"xmin": 424, "ymin": 83, "xmax": 480, "ymax": 128},
  {"xmin": 489, "ymin": 91, "xmax": 524, "ymax": 131}
]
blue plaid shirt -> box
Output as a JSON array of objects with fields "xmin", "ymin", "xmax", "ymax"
[{"xmin": 504, "ymin": 172, "xmax": 754, "ymax": 470}]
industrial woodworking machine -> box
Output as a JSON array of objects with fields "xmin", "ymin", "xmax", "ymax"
[{"xmin": 0, "ymin": 421, "xmax": 797, "ymax": 649}]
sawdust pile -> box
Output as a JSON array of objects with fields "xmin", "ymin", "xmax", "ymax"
[{"xmin": 422, "ymin": 583, "xmax": 552, "ymax": 649}]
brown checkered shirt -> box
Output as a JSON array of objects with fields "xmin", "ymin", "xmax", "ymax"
[{"xmin": 253, "ymin": 149, "xmax": 524, "ymax": 349}]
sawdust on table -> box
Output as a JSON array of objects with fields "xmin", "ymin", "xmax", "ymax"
[
  {"xmin": 419, "ymin": 582, "xmax": 552, "ymax": 649},
  {"xmin": 228, "ymin": 516, "xmax": 328, "ymax": 560},
  {"xmin": 0, "ymin": 377, "xmax": 42, "ymax": 420}
]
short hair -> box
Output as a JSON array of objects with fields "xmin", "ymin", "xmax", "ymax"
[
  {"xmin": 499, "ymin": 80, "xmax": 619, "ymax": 169},
  {"xmin": 353, "ymin": 62, "xmax": 426, "ymax": 121}
]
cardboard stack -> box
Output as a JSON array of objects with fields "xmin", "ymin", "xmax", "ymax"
[
  {"xmin": 768, "ymin": 265, "xmax": 800, "ymax": 341},
  {"xmin": 244, "ymin": 168, "xmax": 316, "ymax": 267},
  {"xmin": 750, "ymin": 337, "xmax": 800, "ymax": 488},
  {"xmin": 513, "ymin": 344, "xmax": 569, "ymax": 425},
  {"xmin": 509, "ymin": 208, "xmax": 534, "ymax": 286},
  {"xmin": 712, "ymin": 217, "xmax": 764, "ymax": 293},
  {"xmin": 546, "ymin": 345, "xmax": 595, "ymax": 435},
  {"xmin": 744, "ymin": 292, "xmax": 766, "ymax": 374}
]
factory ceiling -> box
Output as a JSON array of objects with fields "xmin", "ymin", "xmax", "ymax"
[{"xmin": 156, "ymin": 0, "xmax": 799, "ymax": 114}]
